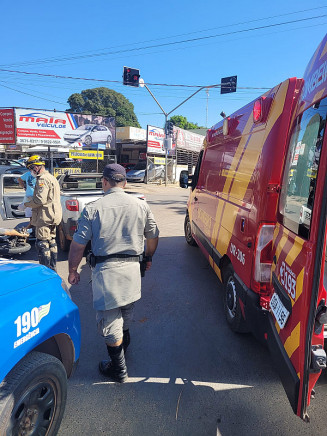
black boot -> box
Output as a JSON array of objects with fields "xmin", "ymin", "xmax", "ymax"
[
  {"xmin": 49, "ymin": 238, "xmax": 58, "ymax": 272},
  {"xmin": 123, "ymin": 329, "xmax": 130, "ymax": 354},
  {"xmin": 99, "ymin": 344, "xmax": 128, "ymax": 383}
]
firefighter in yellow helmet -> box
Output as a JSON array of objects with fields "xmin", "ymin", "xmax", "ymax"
[{"xmin": 24, "ymin": 155, "xmax": 62, "ymax": 271}]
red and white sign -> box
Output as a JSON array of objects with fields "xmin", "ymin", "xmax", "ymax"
[
  {"xmin": 0, "ymin": 108, "xmax": 15, "ymax": 144},
  {"xmin": 147, "ymin": 124, "xmax": 204, "ymax": 156},
  {"xmin": 174, "ymin": 127, "xmax": 204, "ymax": 152},
  {"xmin": 15, "ymin": 109, "xmax": 73, "ymax": 147},
  {"xmin": 147, "ymin": 125, "xmax": 166, "ymax": 155},
  {"xmin": 14, "ymin": 108, "xmax": 116, "ymax": 149}
]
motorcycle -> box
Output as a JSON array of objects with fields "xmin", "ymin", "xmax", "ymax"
[{"xmin": 0, "ymin": 228, "xmax": 31, "ymax": 256}]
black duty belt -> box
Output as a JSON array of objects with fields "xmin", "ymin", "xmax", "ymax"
[{"xmin": 95, "ymin": 253, "xmax": 141, "ymax": 264}]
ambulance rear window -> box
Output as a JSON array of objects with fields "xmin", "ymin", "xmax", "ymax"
[{"xmin": 279, "ymin": 98, "xmax": 327, "ymax": 238}]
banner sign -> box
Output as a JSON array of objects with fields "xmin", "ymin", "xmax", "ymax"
[
  {"xmin": 13, "ymin": 108, "xmax": 115, "ymax": 149},
  {"xmin": 154, "ymin": 157, "xmax": 166, "ymax": 165},
  {"xmin": 69, "ymin": 149, "xmax": 104, "ymax": 160},
  {"xmin": 147, "ymin": 124, "xmax": 203, "ymax": 156},
  {"xmin": 147, "ymin": 125, "xmax": 166, "ymax": 155},
  {"xmin": 53, "ymin": 167, "xmax": 81, "ymax": 176},
  {"xmin": 0, "ymin": 108, "xmax": 15, "ymax": 144},
  {"xmin": 174, "ymin": 127, "xmax": 204, "ymax": 152}
]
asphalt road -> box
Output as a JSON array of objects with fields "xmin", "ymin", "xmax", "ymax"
[{"xmin": 2, "ymin": 184, "xmax": 327, "ymax": 435}]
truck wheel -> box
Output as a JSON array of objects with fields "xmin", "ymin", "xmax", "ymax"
[
  {"xmin": 57, "ymin": 225, "xmax": 70, "ymax": 252},
  {"xmin": 184, "ymin": 215, "xmax": 197, "ymax": 246},
  {"xmin": 0, "ymin": 351, "xmax": 67, "ymax": 436},
  {"xmin": 223, "ymin": 265, "xmax": 248, "ymax": 333}
]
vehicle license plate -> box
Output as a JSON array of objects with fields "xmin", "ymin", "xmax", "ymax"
[{"xmin": 269, "ymin": 292, "xmax": 290, "ymax": 329}]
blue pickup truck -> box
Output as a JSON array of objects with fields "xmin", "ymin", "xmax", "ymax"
[{"xmin": 0, "ymin": 259, "xmax": 81, "ymax": 435}]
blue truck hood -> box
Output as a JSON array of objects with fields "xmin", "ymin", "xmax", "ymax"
[{"xmin": 0, "ymin": 259, "xmax": 57, "ymax": 296}]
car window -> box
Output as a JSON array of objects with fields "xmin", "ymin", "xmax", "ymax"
[
  {"xmin": 133, "ymin": 162, "xmax": 146, "ymax": 170},
  {"xmin": 279, "ymin": 97, "xmax": 327, "ymax": 238},
  {"xmin": 61, "ymin": 176, "xmax": 102, "ymax": 191},
  {"xmin": 3, "ymin": 176, "xmax": 25, "ymax": 195}
]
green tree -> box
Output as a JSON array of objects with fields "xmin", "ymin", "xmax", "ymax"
[
  {"xmin": 67, "ymin": 87, "xmax": 141, "ymax": 128},
  {"xmin": 169, "ymin": 115, "xmax": 204, "ymax": 130}
]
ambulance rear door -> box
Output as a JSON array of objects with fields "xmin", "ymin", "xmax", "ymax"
[{"xmin": 267, "ymin": 96, "xmax": 327, "ymax": 420}]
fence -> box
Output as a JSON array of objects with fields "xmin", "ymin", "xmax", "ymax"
[
  {"xmin": 48, "ymin": 152, "xmax": 117, "ymax": 177},
  {"xmin": 146, "ymin": 156, "xmax": 174, "ymax": 184}
]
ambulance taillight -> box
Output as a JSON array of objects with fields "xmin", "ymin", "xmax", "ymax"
[
  {"xmin": 253, "ymin": 98, "xmax": 264, "ymax": 123},
  {"xmin": 254, "ymin": 224, "xmax": 274, "ymax": 282}
]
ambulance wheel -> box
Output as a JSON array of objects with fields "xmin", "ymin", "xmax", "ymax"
[
  {"xmin": 57, "ymin": 225, "xmax": 70, "ymax": 252},
  {"xmin": 0, "ymin": 352, "xmax": 67, "ymax": 436},
  {"xmin": 184, "ymin": 215, "xmax": 197, "ymax": 246},
  {"xmin": 223, "ymin": 265, "xmax": 248, "ymax": 333}
]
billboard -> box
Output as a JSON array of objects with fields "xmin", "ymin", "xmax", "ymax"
[
  {"xmin": 13, "ymin": 109, "xmax": 115, "ymax": 149},
  {"xmin": 174, "ymin": 127, "xmax": 204, "ymax": 152},
  {"xmin": 147, "ymin": 124, "xmax": 204, "ymax": 155},
  {"xmin": 0, "ymin": 109, "xmax": 15, "ymax": 144},
  {"xmin": 147, "ymin": 125, "xmax": 165, "ymax": 155}
]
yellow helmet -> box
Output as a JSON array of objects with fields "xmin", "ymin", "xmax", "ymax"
[{"xmin": 26, "ymin": 155, "xmax": 45, "ymax": 168}]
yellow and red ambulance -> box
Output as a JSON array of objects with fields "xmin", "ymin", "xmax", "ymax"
[{"xmin": 181, "ymin": 33, "xmax": 327, "ymax": 420}]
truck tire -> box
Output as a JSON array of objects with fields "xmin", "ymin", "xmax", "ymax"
[
  {"xmin": 0, "ymin": 243, "xmax": 31, "ymax": 255},
  {"xmin": 223, "ymin": 265, "xmax": 248, "ymax": 333},
  {"xmin": 57, "ymin": 225, "xmax": 70, "ymax": 252},
  {"xmin": 184, "ymin": 215, "xmax": 197, "ymax": 246},
  {"xmin": 0, "ymin": 351, "xmax": 67, "ymax": 436}
]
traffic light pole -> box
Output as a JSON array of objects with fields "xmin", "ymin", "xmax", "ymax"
[{"xmin": 143, "ymin": 82, "xmax": 225, "ymax": 186}]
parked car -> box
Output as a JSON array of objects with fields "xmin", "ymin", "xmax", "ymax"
[
  {"xmin": 64, "ymin": 124, "xmax": 112, "ymax": 146},
  {"xmin": 126, "ymin": 161, "xmax": 164, "ymax": 183},
  {"xmin": 0, "ymin": 159, "xmax": 28, "ymax": 175},
  {"xmin": 0, "ymin": 259, "xmax": 81, "ymax": 435},
  {"xmin": 121, "ymin": 163, "xmax": 136, "ymax": 173}
]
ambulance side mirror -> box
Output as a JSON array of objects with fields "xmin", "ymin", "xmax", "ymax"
[{"xmin": 179, "ymin": 170, "xmax": 192, "ymax": 188}]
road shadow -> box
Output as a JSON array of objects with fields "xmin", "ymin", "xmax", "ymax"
[{"xmin": 60, "ymin": 235, "xmax": 327, "ymax": 436}]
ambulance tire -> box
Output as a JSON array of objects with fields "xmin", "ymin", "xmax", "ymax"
[
  {"xmin": 223, "ymin": 265, "xmax": 248, "ymax": 333},
  {"xmin": 184, "ymin": 215, "xmax": 197, "ymax": 246},
  {"xmin": 0, "ymin": 352, "xmax": 67, "ymax": 436}
]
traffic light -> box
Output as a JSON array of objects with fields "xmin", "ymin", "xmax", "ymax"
[
  {"xmin": 123, "ymin": 67, "xmax": 140, "ymax": 87},
  {"xmin": 166, "ymin": 120, "xmax": 174, "ymax": 137}
]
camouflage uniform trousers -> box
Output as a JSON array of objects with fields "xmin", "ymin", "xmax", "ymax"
[{"xmin": 35, "ymin": 225, "xmax": 58, "ymax": 271}]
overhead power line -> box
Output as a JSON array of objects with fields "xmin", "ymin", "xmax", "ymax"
[
  {"xmin": 0, "ymin": 83, "xmax": 66, "ymax": 105},
  {"xmin": 0, "ymin": 7, "xmax": 325, "ymax": 68},
  {"xmin": 0, "ymin": 68, "xmax": 271, "ymax": 90}
]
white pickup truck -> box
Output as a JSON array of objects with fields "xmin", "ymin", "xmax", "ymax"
[{"xmin": 0, "ymin": 173, "xmax": 145, "ymax": 251}]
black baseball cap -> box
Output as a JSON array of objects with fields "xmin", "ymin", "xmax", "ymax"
[{"xmin": 103, "ymin": 163, "xmax": 126, "ymax": 181}]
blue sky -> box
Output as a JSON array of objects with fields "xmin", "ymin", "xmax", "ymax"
[{"xmin": 0, "ymin": 1, "xmax": 326, "ymax": 130}]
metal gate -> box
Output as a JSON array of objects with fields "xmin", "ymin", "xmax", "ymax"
[{"xmin": 146, "ymin": 156, "xmax": 174, "ymax": 184}]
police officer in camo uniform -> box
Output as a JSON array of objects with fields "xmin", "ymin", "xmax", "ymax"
[
  {"xmin": 24, "ymin": 155, "xmax": 62, "ymax": 271},
  {"xmin": 68, "ymin": 163, "xmax": 159, "ymax": 383}
]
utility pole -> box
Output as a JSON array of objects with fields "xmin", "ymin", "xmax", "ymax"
[
  {"xmin": 206, "ymin": 88, "xmax": 209, "ymax": 128},
  {"xmin": 122, "ymin": 67, "xmax": 238, "ymax": 186}
]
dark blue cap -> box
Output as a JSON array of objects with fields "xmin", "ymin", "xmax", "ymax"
[{"xmin": 103, "ymin": 163, "xmax": 126, "ymax": 181}]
